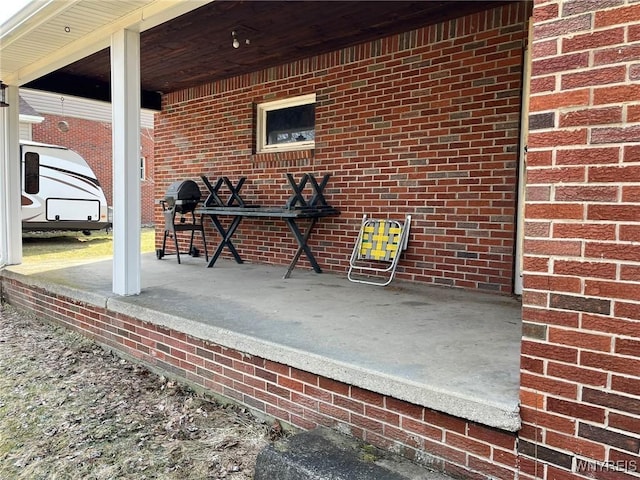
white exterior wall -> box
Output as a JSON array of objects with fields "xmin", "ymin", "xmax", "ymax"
[{"xmin": 19, "ymin": 122, "xmax": 31, "ymax": 140}]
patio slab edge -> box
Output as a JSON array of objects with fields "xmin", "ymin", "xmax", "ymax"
[
  {"xmin": 1, "ymin": 268, "xmax": 111, "ymax": 309},
  {"xmin": 2, "ymin": 268, "xmax": 521, "ymax": 432}
]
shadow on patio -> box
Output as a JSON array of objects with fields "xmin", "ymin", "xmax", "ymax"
[{"xmin": 3, "ymin": 253, "xmax": 522, "ymax": 431}]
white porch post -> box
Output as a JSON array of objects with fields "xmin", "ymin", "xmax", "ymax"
[
  {"xmin": 0, "ymin": 85, "xmax": 22, "ymax": 267},
  {"xmin": 111, "ymin": 29, "xmax": 141, "ymax": 295}
]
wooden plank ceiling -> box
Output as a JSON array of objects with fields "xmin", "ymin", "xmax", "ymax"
[{"xmin": 25, "ymin": 1, "xmax": 502, "ymax": 109}]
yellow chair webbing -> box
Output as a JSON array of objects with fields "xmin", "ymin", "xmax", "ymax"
[{"xmin": 358, "ymin": 220, "xmax": 402, "ymax": 261}]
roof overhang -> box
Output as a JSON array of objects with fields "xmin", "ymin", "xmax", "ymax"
[
  {"xmin": 2, "ymin": 1, "xmax": 508, "ymax": 111},
  {"xmin": 1, "ymin": 0, "xmax": 212, "ymax": 109}
]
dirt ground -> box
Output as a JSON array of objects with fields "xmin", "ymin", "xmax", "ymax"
[{"xmin": 0, "ymin": 303, "xmax": 283, "ymax": 480}]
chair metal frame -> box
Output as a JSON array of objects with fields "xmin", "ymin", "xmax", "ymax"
[{"xmin": 348, "ymin": 214, "xmax": 411, "ymax": 286}]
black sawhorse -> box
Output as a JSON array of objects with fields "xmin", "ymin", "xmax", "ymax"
[{"xmin": 197, "ymin": 173, "xmax": 339, "ymax": 278}]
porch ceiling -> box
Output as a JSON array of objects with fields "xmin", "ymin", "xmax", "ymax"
[{"xmin": 3, "ymin": 1, "xmax": 503, "ymax": 110}]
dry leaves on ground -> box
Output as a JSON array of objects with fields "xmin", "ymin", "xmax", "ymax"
[{"xmin": 0, "ymin": 303, "xmax": 283, "ymax": 479}]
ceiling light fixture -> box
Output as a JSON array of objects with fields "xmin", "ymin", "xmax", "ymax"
[
  {"xmin": 57, "ymin": 96, "xmax": 69, "ymax": 132},
  {"xmin": 231, "ymin": 30, "xmax": 250, "ymax": 49}
]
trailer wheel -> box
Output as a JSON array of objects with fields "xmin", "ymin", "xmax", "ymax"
[
  {"xmin": 82, "ymin": 230, "xmax": 92, "ymax": 236},
  {"xmin": 156, "ymin": 249, "xmax": 164, "ymax": 260}
]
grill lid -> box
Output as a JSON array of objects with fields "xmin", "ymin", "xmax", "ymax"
[
  {"xmin": 165, "ymin": 180, "xmax": 201, "ymax": 201},
  {"xmin": 164, "ymin": 180, "xmax": 202, "ymax": 212}
]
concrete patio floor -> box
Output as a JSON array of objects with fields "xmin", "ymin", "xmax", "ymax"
[{"xmin": 3, "ymin": 253, "xmax": 523, "ymax": 431}]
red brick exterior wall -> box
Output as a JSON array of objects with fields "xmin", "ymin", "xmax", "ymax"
[
  {"xmin": 32, "ymin": 114, "xmax": 156, "ymax": 225},
  {"xmin": 6, "ymin": 1, "xmax": 640, "ymax": 479},
  {"xmin": 155, "ymin": 3, "xmax": 528, "ymax": 293},
  {"xmin": 0, "ymin": 277, "xmax": 520, "ymax": 480},
  {"xmin": 521, "ymin": 0, "xmax": 640, "ymax": 478}
]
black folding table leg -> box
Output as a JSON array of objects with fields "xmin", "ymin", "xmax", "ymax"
[
  {"xmin": 307, "ymin": 174, "xmax": 330, "ymax": 207},
  {"xmin": 200, "ymin": 216, "xmax": 209, "ymax": 261},
  {"xmin": 201, "ymin": 175, "xmax": 225, "ymax": 207},
  {"xmin": 206, "ymin": 215, "xmax": 244, "ymax": 267},
  {"xmin": 285, "ymin": 173, "xmax": 309, "ymax": 208},
  {"xmin": 284, "ymin": 218, "xmax": 320, "ymax": 278},
  {"xmin": 222, "ymin": 176, "xmax": 247, "ymax": 206}
]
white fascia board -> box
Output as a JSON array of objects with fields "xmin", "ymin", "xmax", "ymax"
[{"xmin": 19, "ymin": 114, "xmax": 44, "ymax": 124}]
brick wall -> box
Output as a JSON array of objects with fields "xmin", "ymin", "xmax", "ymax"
[
  {"xmin": 155, "ymin": 3, "xmax": 528, "ymax": 293},
  {"xmin": 32, "ymin": 114, "xmax": 156, "ymax": 225},
  {"xmin": 521, "ymin": 0, "xmax": 640, "ymax": 478},
  {"xmin": 1, "ymin": 276, "xmax": 519, "ymax": 479}
]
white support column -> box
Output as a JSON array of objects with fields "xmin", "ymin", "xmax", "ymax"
[
  {"xmin": 0, "ymin": 85, "xmax": 22, "ymax": 267},
  {"xmin": 111, "ymin": 29, "xmax": 141, "ymax": 295}
]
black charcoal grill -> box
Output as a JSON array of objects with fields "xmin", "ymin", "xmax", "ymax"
[
  {"xmin": 163, "ymin": 180, "xmax": 201, "ymax": 213},
  {"xmin": 157, "ymin": 180, "xmax": 208, "ymax": 264}
]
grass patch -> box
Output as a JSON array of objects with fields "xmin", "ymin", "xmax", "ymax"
[{"xmin": 22, "ymin": 227, "xmax": 156, "ymax": 264}]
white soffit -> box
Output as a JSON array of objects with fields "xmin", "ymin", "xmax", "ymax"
[{"xmin": 1, "ymin": 0, "xmax": 212, "ymax": 87}]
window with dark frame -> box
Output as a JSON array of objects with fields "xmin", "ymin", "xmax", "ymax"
[
  {"xmin": 266, "ymin": 103, "xmax": 315, "ymax": 146},
  {"xmin": 24, "ymin": 152, "xmax": 39, "ymax": 194}
]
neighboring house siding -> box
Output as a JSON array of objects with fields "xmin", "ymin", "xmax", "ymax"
[
  {"xmin": 19, "ymin": 123, "xmax": 32, "ymax": 140},
  {"xmin": 522, "ymin": 1, "xmax": 640, "ymax": 479},
  {"xmin": 31, "ymin": 114, "xmax": 156, "ymax": 225},
  {"xmin": 156, "ymin": 3, "xmax": 528, "ymax": 293}
]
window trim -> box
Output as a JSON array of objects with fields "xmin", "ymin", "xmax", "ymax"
[
  {"xmin": 256, "ymin": 93, "xmax": 316, "ymax": 153},
  {"xmin": 140, "ymin": 156, "xmax": 146, "ymax": 181}
]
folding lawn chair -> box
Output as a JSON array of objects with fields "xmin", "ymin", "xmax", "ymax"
[{"xmin": 348, "ymin": 214, "xmax": 411, "ymax": 286}]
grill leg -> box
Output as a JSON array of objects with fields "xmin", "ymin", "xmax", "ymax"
[
  {"xmin": 188, "ymin": 217, "xmax": 197, "ymax": 255},
  {"xmin": 161, "ymin": 229, "xmax": 169, "ymax": 257},
  {"xmin": 174, "ymin": 232, "xmax": 181, "ymax": 264},
  {"xmin": 160, "ymin": 204, "xmax": 209, "ymax": 264}
]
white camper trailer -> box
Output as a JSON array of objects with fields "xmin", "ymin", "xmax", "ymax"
[{"xmin": 21, "ymin": 141, "xmax": 112, "ymax": 234}]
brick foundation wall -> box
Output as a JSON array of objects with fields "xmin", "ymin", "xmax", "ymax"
[
  {"xmin": 521, "ymin": 0, "xmax": 640, "ymax": 478},
  {"xmin": 32, "ymin": 114, "xmax": 156, "ymax": 225},
  {"xmin": 155, "ymin": 3, "xmax": 529, "ymax": 293},
  {"xmin": 1, "ymin": 277, "xmax": 519, "ymax": 479}
]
